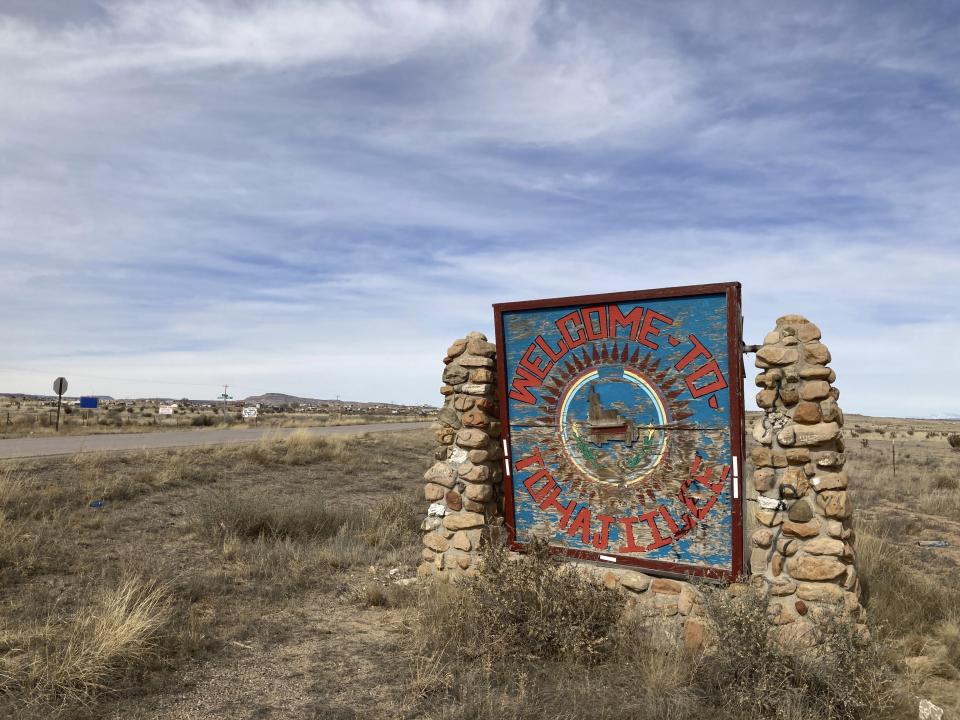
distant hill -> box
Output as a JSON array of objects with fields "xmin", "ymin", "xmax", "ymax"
[
  {"xmin": 242, "ymin": 393, "xmax": 430, "ymax": 409},
  {"xmin": 243, "ymin": 393, "xmax": 326, "ymax": 406}
]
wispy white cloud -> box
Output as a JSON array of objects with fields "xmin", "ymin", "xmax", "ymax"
[{"xmin": 0, "ymin": 0, "xmax": 958, "ymax": 414}]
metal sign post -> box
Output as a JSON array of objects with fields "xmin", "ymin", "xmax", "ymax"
[
  {"xmin": 53, "ymin": 376, "xmax": 68, "ymax": 432},
  {"xmin": 494, "ymin": 283, "xmax": 745, "ymax": 582}
]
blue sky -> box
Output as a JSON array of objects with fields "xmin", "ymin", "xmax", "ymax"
[{"xmin": 0, "ymin": 0, "xmax": 958, "ymax": 415}]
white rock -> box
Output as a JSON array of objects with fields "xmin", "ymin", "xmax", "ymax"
[{"xmin": 919, "ymin": 698, "xmax": 943, "ymax": 720}]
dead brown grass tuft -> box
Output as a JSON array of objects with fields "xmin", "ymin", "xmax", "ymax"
[
  {"xmin": 856, "ymin": 524, "xmax": 960, "ymax": 638},
  {"xmin": 194, "ymin": 487, "xmax": 423, "ymax": 600},
  {"xmin": 239, "ymin": 430, "xmax": 350, "ymax": 467},
  {"xmin": 2, "ymin": 575, "xmax": 173, "ymax": 704},
  {"xmin": 197, "ymin": 488, "xmax": 354, "ymax": 542}
]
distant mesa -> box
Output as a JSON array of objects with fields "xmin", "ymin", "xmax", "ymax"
[{"xmin": 243, "ymin": 392, "xmax": 320, "ymax": 406}]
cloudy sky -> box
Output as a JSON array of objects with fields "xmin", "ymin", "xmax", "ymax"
[{"xmin": 1, "ymin": 0, "xmax": 957, "ymax": 415}]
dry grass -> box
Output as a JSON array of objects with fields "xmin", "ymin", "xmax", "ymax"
[
  {"xmin": 856, "ymin": 526, "xmax": 958, "ymax": 637},
  {"xmin": 1, "ymin": 417, "xmax": 959, "ymax": 718},
  {"xmin": 695, "ymin": 585, "xmax": 904, "ymax": 720},
  {"xmin": 418, "ymin": 541, "xmax": 623, "ymax": 662},
  {"xmin": 240, "ymin": 429, "xmax": 351, "ymax": 466},
  {"xmin": 0, "ymin": 429, "xmax": 431, "ymax": 717},
  {"xmin": 1, "ymin": 576, "xmax": 173, "ymax": 704},
  {"xmin": 0, "ymin": 402, "xmax": 428, "ymax": 439},
  {"xmin": 196, "ymin": 486, "xmax": 423, "ymax": 600},
  {"xmin": 410, "ymin": 548, "xmax": 904, "ymax": 720}
]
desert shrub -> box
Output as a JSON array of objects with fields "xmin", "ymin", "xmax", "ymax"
[
  {"xmin": 422, "ymin": 541, "xmax": 622, "ymax": 662},
  {"xmin": 696, "ymin": 585, "xmax": 902, "ymax": 720},
  {"xmin": 191, "ymin": 414, "xmax": 216, "ymax": 427},
  {"xmin": 931, "ymin": 473, "xmax": 959, "ymax": 491},
  {"xmin": 361, "ymin": 492, "xmax": 421, "ymax": 554},
  {"xmin": 347, "ymin": 577, "xmax": 418, "ymax": 608},
  {"xmin": 948, "ymin": 433, "xmax": 960, "ymax": 450},
  {"xmin": 196, "ymin": 489, "xmax": 352, "ymax": 542}
]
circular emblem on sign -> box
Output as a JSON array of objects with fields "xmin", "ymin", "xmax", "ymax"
[
  {"xmin": 530, "ymin": 340, "xmax": 698, "ymax": 503},
  {"xmin": 557, "ymin": 367, "xmax": 670, "ymax": 486}
]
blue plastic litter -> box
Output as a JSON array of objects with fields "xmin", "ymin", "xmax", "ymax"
[{"xmin": 89, "ymin": 499, "xmax": 105, "ymax": 509}]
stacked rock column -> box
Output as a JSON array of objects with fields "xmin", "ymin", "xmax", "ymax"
[
  {"xmin": 749, "ymin": 315, "xmax": 865, "ymax": 637},
  {"xmin": 419, "ymin": 332, "xmax": 503, "ymax": 578}
]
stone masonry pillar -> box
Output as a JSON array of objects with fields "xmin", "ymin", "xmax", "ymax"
[
  {"xmin": 418, "ymin": 332, "xmax": 503, "ymax": 578},
  {"xmin": 750, "ymin": 315, "xmax": 866, "ymax": 637}
]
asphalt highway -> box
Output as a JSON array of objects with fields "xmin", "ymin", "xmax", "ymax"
[{"xmin": 0, "ymin": 421, "xmax": 433, "ymax": 459}]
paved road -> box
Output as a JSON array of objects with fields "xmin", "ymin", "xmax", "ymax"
[{"xmin": 0, "ymin": 421, "xmax": 433, "ymax": 459}]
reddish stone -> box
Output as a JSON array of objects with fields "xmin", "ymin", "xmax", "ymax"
[
  {"xmin": 462, "ymin": 409, "xmax": 490, "ymax": 429},
  {"xmin": 445, "ymin": 490, "xmax": 462, "ymax": 511},
  {"xmin": 793, "ymin": 401, "xmax": 821, "ymax": 424},
  {"xmin": 651, "ymin": 578, "xmax": 682, "ymax": 594},
  {"xmin": 475, "ymin": 397, "xmax": 498, "ymax": 413}
]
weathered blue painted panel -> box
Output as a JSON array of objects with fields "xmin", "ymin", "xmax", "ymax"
[{"xmin": 497, "ymin": 287, "xmax": 743, "ymax": 578}]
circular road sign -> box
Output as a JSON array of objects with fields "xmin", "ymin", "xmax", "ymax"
[{"xmin": 53, "ymin": 377, "xmax": 68, "ymax": 396}]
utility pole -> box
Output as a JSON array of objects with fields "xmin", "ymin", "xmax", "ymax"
[
  {"xmin": 218, "ymin": 385, "xmax": 233, "ymax": 413},
  {"xmin": 892, "ymin": 440, "xmax": 897, "ymax": 482}
]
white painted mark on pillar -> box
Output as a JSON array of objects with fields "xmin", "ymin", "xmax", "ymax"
[{"xmin": 732, "ymin": 455, "xmax": 740, "ymax": 499}]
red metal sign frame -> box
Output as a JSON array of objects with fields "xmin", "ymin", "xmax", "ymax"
[{"xmin": 493, "ymin": 282, "xmax": 745, "ymax": 582}]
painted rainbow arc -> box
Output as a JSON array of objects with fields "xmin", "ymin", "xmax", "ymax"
[{"xmin": 558, "ymin": 368, "xmax": 671, "ymax": 482}]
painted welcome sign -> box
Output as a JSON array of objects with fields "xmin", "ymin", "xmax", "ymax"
[{"xmin": 494, "ymin": 283, "xmax": 745, "ymax": 580}]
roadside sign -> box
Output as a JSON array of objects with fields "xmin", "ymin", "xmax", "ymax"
[
  {"xmin": 242, "ymin": 407, "xmax": 258, "ymax": 418},
  {"xmin": 494, "ymin": 283, "xmax": 745, "ymax": 581},
  {"xmin": 158, "ymin": 405, "xmax": 175, "ymax": 415},
  {"xmin": 52, "ymin": 377, "xmax": 68, "ymax": 432},
  {"xmin": 79, "ymin": 396, "xmax": 99, "ymax": 409}
]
